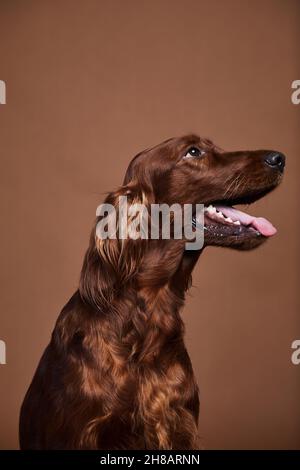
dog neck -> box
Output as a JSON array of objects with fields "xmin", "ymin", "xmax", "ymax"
[{"xmin": 79, "ymin": 239, "xmax": 203, "ymax": 364}]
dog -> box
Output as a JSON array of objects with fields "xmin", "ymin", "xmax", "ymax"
[{"xmin": 19, "ymin": 135, "xmax": 285, "ymax": 449}]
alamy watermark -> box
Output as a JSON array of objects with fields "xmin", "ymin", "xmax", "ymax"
[
  {"xmin": 96, "ymin": 197, "xmax": 204, "ymax": 250},
  {"xmin": 291, "ymin": 339, "xmax": 300, "ymax": 365},
  {"xmin": 0, "ymin": 80, "xmax": 6, "ymax": 104},
  {"xmin": 1, "ymin": 81, "xmax": 7, "ymax": 362},
  {"xmin": 0, "ymin": 340, "xmax": 6, "ymax": 365},
  {"xmin": 291, "ymin": 80, "xmax": 300, "ymax": 105},
  {"xmin": 290, "ymin": 80, "xmax": 300, "ymax": 364}
]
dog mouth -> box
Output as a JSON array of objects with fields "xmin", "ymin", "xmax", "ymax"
[
  {"xmin": 203, "ymin": 203, "xmax": 276, "ymax": 238},
  {"xmin": 191, "ymin": 184, "xmax": 279, "ymax": 246}
]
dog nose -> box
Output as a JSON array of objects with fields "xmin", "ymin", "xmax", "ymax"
[{"xmin": 264, "ymin": 152, "xmax": 285, "ymax": 172}]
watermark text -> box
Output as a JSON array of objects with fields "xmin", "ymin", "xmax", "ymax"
[
  {"xmin": 291, "ymin": 80, "xmax": 300, "ymax": 105},
  {"xmin": 291, "ymin": 339, "xmax": 300, "ymax": 365},
  {"xmin": 0, "ymin": 80, "xmax": 6, "ymax": 104},
  {"xmin": 0, "ymin": 340, "xmax": 6, "ymax": 365},
  {"xmin": 96, "ymin": 197, "xmax": 204, "ymax": 250}
]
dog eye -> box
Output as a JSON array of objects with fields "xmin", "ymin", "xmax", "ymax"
[{"xmin": 184, "ymin": 147, "xmax": 204, "ymax": 159}]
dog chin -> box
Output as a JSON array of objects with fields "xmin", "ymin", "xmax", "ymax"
[
  {"xmin": 204, "ymin": 231, "xmax": 268, "ymax": 250},
  {"xmin": 200, "ymin": 201, "xmax": 277, "ymax": 251}
]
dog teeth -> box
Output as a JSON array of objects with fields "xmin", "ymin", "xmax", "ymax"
[
  {"xmin": 205, "ymin": 205, "xmax": 219, "ymax": 216},
  {"xmin": 206, "ymin": 205, "xmax": 216, "ymax": 214},
  {"xmin": 205, "ymin": 205, "xmax": 242, "ymax": 226}
]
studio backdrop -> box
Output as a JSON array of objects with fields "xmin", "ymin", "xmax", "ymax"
[{"xmin": 0, "ymin": 0, "xmax": 299, "ymax": 450}]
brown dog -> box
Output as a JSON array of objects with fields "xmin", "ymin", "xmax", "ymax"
[{"xmin": 19, "ymin": 135, "xmax": 285, "ymax": 449}]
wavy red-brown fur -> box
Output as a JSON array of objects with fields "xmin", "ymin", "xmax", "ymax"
[{"xmin": 20, "ymin": 134, "xmax": 282, "ymax": 449}]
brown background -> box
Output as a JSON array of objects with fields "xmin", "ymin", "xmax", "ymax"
[{"xmin": 0, "ymin": 0, "xmax": 299, "ymax": 449}]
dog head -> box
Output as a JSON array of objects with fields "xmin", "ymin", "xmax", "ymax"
[
  {"xmin": 124, "ymin": 134, "xmax": 285, "ymax": 250},
  {"xmin": 80, "ymin": 135, "xmax": 285, "ymax": 308}
]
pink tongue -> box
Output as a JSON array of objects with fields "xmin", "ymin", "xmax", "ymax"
[{"xmin": 215, "ymin": 205, "xmax": 277, "ymax": 237}]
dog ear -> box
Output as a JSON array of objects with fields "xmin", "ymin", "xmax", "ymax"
[{"xmin": 79, "ymin": 182, "xmax": 152, "ymax": 310}]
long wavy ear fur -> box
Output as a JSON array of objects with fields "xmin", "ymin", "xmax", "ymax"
[{"xmin": 79, "ymin": 182, "xmax": 152, "ymax": 310}]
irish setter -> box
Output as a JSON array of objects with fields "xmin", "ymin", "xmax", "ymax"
[{"xmin": 19, "ymin": 135, "xmax": 285, "ymax": 449}]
